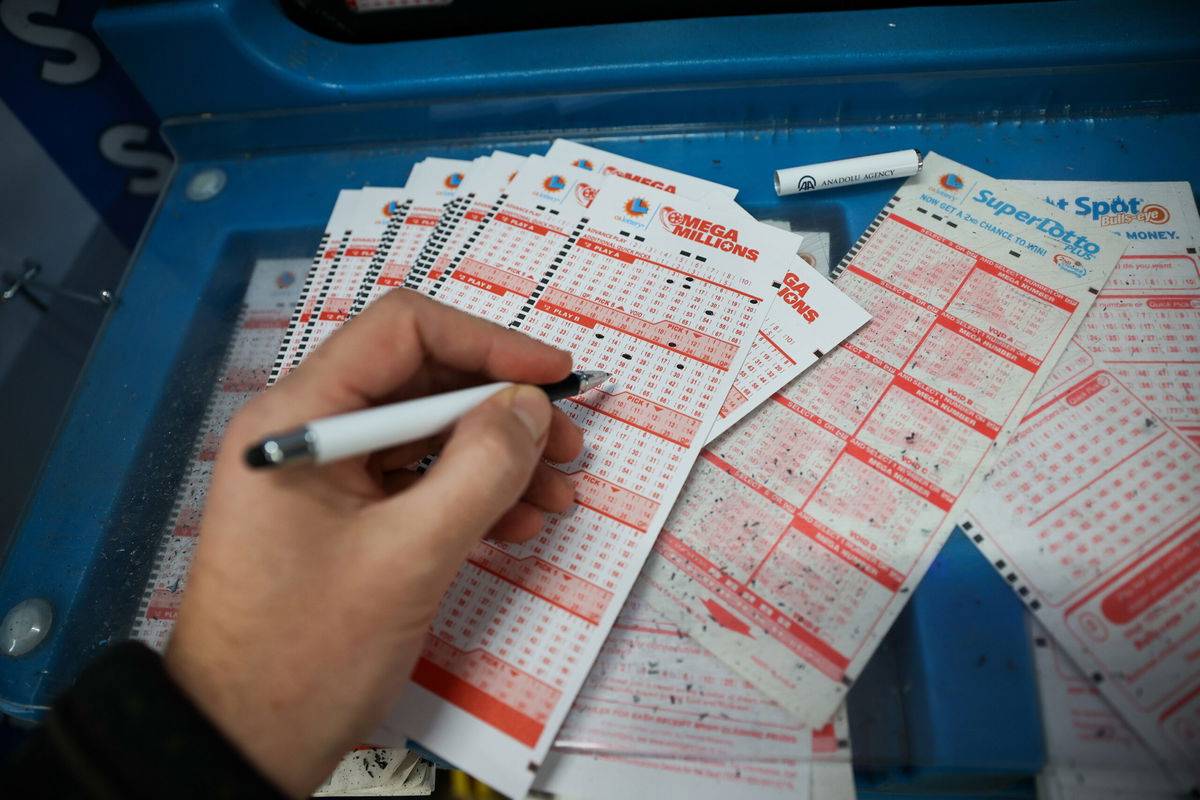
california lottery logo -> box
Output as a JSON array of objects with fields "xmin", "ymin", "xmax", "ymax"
[
  {"xmin": 660, "ymin": 206, "xmax": 685, "ymax": 231},
  {"xmin": 543, "ymin": 174, "xmax": 567, "ymax": 192},
  {"xmin": 574, "ymin": 182, "xmax": 598, "ymax": 207},
  {"xmin": 625, "ymin": 197, "xmax": 651, "ymax": 216},
  {"xmin": 939, "ymin": 173, "xmax": 964, "ymax": 191},
  {"xmin": 572, "ymin": 158, "xmax": 594, "ymax": 170},
  {"xmin": 444, "ymin": 172, "xmax": 464, "ymax": 189},
  {"xmin": 381, "ymin": 201, "xmax": 404, "ymax": 217}
]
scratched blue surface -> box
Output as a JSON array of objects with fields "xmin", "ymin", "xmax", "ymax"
[{"xmin": 1, "ymin": 0, "xmax": 1198, "ymax": 793}]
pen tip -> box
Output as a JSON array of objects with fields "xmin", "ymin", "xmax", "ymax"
[{"xmin": 577, "ymin": 370, "xmax": 610, "ymax": 393}]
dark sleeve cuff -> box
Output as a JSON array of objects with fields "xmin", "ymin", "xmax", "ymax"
[{"xmin": 2, "ymin": 641, "xmax": 290, "ymax": 800}]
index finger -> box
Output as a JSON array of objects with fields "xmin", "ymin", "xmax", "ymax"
[{"xmin": 258, "ymin": 289, "xmax": 573, "ymax": 426}]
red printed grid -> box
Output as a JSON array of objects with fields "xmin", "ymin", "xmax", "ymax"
[
  {"xmin": 569, "ymin": 390, "xmax": 703, "ymax": 447},
  {"xmin": 554, "ymin": 599, "xmax": 804, "ymax": 760},
  {"xmin": 298, "ymin": 239, "xmax": 380, "ymax": 354},
  {"xmin": 419, "ymin": 563, "xmax": 601, "ymax": 745},
  {"xmin": 451, "ymin": 257, "xmax": 536, "ymax": 297},
  {"xmin": 536, "ymin": 286, "xmax": 739, "ymax": 369},
  {"xmin": 411, "ymin": 201, "xmax": 492, "ymax": 293},
  {"xmin": 408, "ymin": 193, "xmax": 767, "ymax": 750},
  {"xmin": 427, "ymin": 208, "xmax": 571, "ymax": 323},
  {"xmin": 1072, "ymin": 253, "xmax": 1200, "ymax": 445},
  {"xmin": 982, "ymin": 372, "xmax": 1199, "ymax": 607},
  {"xmin": 563, "ymin": 469, "xmax": 659, "ymax": 533},
  {"xmin": 372, "ymin": 217, "xmax": 438, "ymax": 290},
  {"xmin": 133, "ymin": 267, "xmax": 300, "ymax": 650},
  {"xmin": 654, "ymin": 211, "xmax": 1081, "ymax": 679},
  {"xmin": 717, "ymin": 328, "xmax": 799, "ymax": 422},
  {"xmin": 468, "ymin": 541, "xmax": 613, "ymax": 624}
]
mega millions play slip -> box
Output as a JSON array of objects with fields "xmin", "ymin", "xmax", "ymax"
[
  {"xmin": 130, "ymin": 141, "xmax": 868, "ymax": 798},
  {"xmin": 639, "ymin": 154, "xmax": 1123, "ymax": 731}
]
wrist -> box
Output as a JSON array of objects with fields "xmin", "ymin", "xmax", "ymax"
[{"xmin": 163, "ymin": 634, "xmax": 342, "ymax": 799}]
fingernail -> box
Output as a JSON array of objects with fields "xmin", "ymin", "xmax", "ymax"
[{"xmin": 510, "ymin": 385, "xmax": 551, "ymax": 442}]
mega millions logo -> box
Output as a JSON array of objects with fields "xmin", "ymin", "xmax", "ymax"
[
  {"xmin": 660, "ymin": 206, "xmax": 686, "ymax": 232},
  {"xmin": 939, "ymin": 173, "xmax": 964, "ymax": 191},
  {"xmin": 572, "ymin": 158, "xmax": 594, "ymax": 170},
  {"xmin": 659, "ymin": 206, "xmax": 760, "ymax": 261},
  {"xmin": 625, "ymin": 197, "xmax": 651, "ymax": 216},
  {"xmin": 574, "ymin": 182, "xmax": 598, "ymax": 207},
  {"xmin": 543, "ymin": 174, "xmax": 567, "ymax": 192},
  {"xmin": 444, "ymin": 172, "xmax": 464, "ymax": 189}
]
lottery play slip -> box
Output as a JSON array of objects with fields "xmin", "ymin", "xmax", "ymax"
[
  {"xmin": 134, "ymin": 141, "xmax": 1197, "ymax": 798},
  {"xmin": 130, "ymin": 141, "xmax": 868, "ymax": 798},
  {"xmin": 1028, "ymin": 615, "xmax": 1183, "ymax": 800},
  {"xmin": 538, "ymin": 584, "xmax": 855, "ymax": 800},
  {"xmin": 640, "ymin": 154, "xmax": 1123, "ymax": 735},
  {"xmin": 965, "ymin": 180, "xmax": 1200, "ymax": 789}
]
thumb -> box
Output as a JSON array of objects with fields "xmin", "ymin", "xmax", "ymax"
[{"xmin": 386, "ymin": 384, "xmax": 552, "ymax": 551}]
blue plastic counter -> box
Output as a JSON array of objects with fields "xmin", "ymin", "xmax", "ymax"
[{"xmin": 2, "ymin": 1, "xmax": 1197, "ymax": 795}]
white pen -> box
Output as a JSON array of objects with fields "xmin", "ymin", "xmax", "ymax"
[
  {"xmin": 245, "ymin": 369, "xmax": 610, "ymax": 469},
  {"xmin": 775, "ymin": 149, "xmax": 923, "ymax": 196}
]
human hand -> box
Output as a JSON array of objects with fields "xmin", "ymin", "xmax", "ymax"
[{"xmin": 163, "ymin": 289, "xmax": 585, "ymax": 798}]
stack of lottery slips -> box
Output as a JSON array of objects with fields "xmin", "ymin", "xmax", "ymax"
[
  {"xmin": 264, "ymin": 140, "xmax": 870, "ymax": 797},
  {"xmin": 963, "ymin": 181, "xmax": 1200, "ymax": 791},
  {"xmin": 634, "ymin": 152, "xmax": 1126, "ymax": 772}
]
